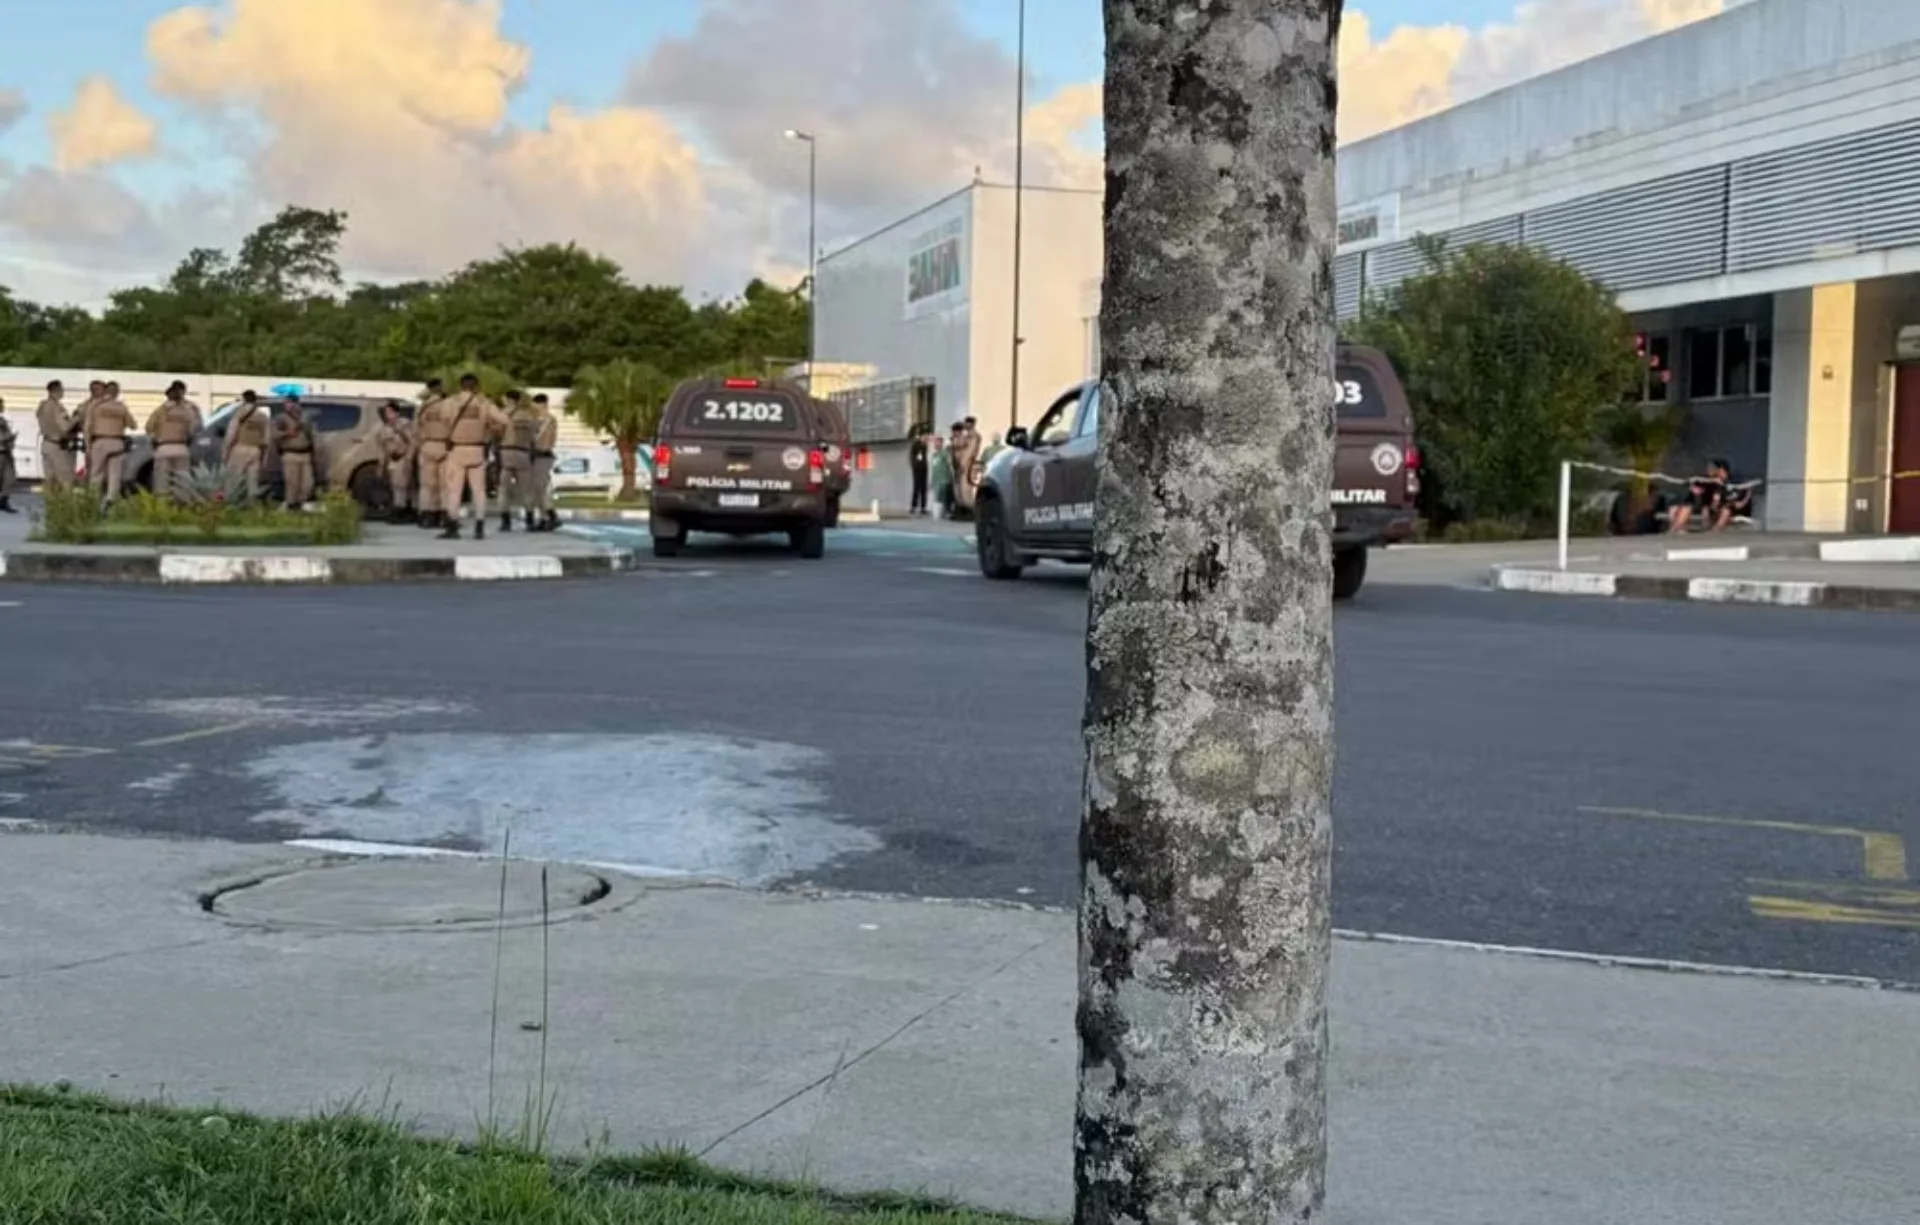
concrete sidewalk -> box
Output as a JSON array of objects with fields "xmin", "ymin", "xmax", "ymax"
[{"xmin": 3, "ymin": 828, "xmax": 1915, "ymax": 1224}]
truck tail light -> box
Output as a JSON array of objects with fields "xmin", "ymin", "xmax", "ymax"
[
  {"xmin": 652, "ymin": 443, "xmax": 672, "ymax": 483},
  {"xmin": 807, "ymin": 448, "xmax": 825, "ymax": 490},
  {"xmin": 1404, "ymin": 444, "xmax": 1420, "ymax": 498}
]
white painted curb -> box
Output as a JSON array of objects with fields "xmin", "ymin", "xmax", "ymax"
[
  {"xmin": 1494, "ymin": 567, "xmax": 1617, "ymax": 596},
  {"xmin": 1819, "ymin": 537, "xmax": 1920, "ymax": 563},
  {"xmin": 159, "ymin": 554, "xmax": 332, "ymax": 584},
  {"xmin": 454, "ymin": 555, "xmax": 564, "ymax": 581},
  {"xmin": 556, "ymin": 509, "xmax": 649, "ymax": 522},
  {"xmin": 1666, "ymin": 545, "xmax": 1751, "ymax": 561},
  {"xmin": 1687, "ymin": 577, "xmax": 1823, "ymax": 606}
]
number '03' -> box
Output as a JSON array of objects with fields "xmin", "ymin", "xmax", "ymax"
[{"xmin": 702, "ymin": 399, "xmax": 785, "ymax": 422}]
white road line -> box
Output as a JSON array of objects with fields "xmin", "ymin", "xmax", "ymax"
[
  {"xmin": 0, "ymin": 601, "xmax": 21, "ymax": 608},
  {"xmin": 283, "ymin": 838, "xmax": 704, "ymax": 880},
  {"xmin": 908, "ymin": 566, "xmax": 975, "ymax": 577},
  {"xmin": 1331, "ymin": 928, "xmax": 1919, "ymax": 992}
]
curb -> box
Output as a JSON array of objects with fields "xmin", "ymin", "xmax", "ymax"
[
  {"xmin": 556, "ymin": 508, "xmax": 649, "ymax": 523},
  {"xmin": 1493, "ymin": 566, "xmax": 1920, "ymax": 613},
  {"xmin": 1664, "ymin": 537, "xmax": 1920, "ymax": 563},
  {"xmin": 0, "ymin": 547, "xmax": 637, "ymax": 585}
]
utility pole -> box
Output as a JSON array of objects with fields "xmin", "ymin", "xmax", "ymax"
[
  {"xmin": 1009, "ymin": 0, "xmax": 1026, "ymax": 430},
  {"xmin": 784, "ymin": 129, "xmax": 819, "ymax": 382},
  {"xmin": 1075, "ymin": 3, "xmax": 1343, "ymax": 1224}
]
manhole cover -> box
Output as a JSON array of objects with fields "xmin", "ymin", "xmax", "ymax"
[{"xmin": 206, "ymin": 857, "xmax": 614, "ymax": 932}]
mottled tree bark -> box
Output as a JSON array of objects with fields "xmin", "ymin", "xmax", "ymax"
[{"xmin": 1076, "ymin": 3, "xmax": 1340, "ymax": 1225}]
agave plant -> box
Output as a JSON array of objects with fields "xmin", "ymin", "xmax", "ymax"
[{"xmin": 174, "ymin": 461, "xmax": 255, "ymax": 510}]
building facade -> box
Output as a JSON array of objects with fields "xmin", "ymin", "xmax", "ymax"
[
  {"xmin": 813, "ymin": 181, "xmax": 1102, "ymax": 512},
  {"xmin": 1334, "ymin": 0, "xmax": 1920, "ymax": 533}
]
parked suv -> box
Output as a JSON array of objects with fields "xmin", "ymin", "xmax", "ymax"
[
  {"xmin": 972, "ymin": 344, "xmax": 1419, "ymax": 600},
  {"xmin": 649, "ymin": 376, "xmax": 833, "ymax": 559},
  {"xmin": 124, "ymin": 394, "xmax": 411, "ymax": 513}
]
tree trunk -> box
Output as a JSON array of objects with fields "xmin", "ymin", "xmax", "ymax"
[
  {"xmin": 616, "ymin": 436, "xmax": 638, "ymax": 501},
  {"xmin": 1077, "ymin": 4, "xmax": 1340, "ymax": 1224}
]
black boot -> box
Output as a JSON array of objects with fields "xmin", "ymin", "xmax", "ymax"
[
  {"xmin": 545, "ymin": 510, "xmax": 560, "ymax": 532},
  {"xmin": 500, "ymin": 511, "xmax": 513, "ymax": 532},
  {"xmin": 474, "ymin": 520, "xmax": 486, "ymax": 540},
  {"xmin": 524, "ymin": 510, "xmax": 536, "ymax": 531},
  {"xmin": 439, "ymin": 518, "xmax": 460, "ymax": 540},
  {"xmin": 0, "ymin": 497, "xmax": 13, "ymax": 514}
]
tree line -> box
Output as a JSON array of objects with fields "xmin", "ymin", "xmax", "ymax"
[
  {"xmin": 0, "ymin": 206, "xmax": 809, "ymax": 390},
  {"xmin": 0, "ymin": 206, "xmax": 812, "ymax": 499}
]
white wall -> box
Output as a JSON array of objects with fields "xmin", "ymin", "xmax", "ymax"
[
  {"xmin": 814, "ymin": 186, "xmax": 976, "ymax": 429},
  {"xmin": 1340, "ymin": 0, "xmax": 1920, "ymax": 237},
  {"xmin": 967, "ymin": 184, "xmax": 1104, "ymax": 439}
]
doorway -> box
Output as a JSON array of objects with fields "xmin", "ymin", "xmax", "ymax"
[{"xmin": 1893, "ymin": 364, "xmax": 1920, "ymax": 533}]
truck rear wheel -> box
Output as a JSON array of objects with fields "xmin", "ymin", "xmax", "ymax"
[
  {"xmin": 791, "ymin": 521, "xmax": 826, "ymax": 559},
  {"xmin": 1332, "ymin": 546, "xmax": 1367, "ymax": 601}
]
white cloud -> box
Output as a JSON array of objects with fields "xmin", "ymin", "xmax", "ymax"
[
  {"xmin": 0, "ymin": 0, "xmax": 1739, "ymax": 307},
  {"xmin": 48, "ymin": 76, "xmax": 159, "ymax": 172}
]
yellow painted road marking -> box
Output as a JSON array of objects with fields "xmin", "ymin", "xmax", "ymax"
[
  {"xmin": 128, "ymin": 720, "xmax": 257, "ymax": 749},
  {"xmin": 21, "ymin": 744, "xmax": 115, "ymax": 760},
  {"xmin": 1746, "ymin": 878, "xmax": 1920, "ymax": 930},
  {"xmin": 1581, "ymin": 806, "xmax": 1908, "ymax": 882}
]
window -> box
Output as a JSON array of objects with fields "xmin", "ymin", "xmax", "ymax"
[
  {"xmin": 910, "ymin": 382, "xmax": 935, "ymax": 437},
  {"xmin": 1034, "ymin": 389, "xmax": 1080, "ymax": 447},
  {"xmin": 1335, "ymin": 364, "xmax": 1387, "ymax": 420},
  {"xmin": 1075, "ymin": 385, "xmax": 1101, "ymax": 438},
  {"xmin": 1683, "ymin": 324, "xmax": 1769, "ymax": 401},
  {"xmin": 304, "ymin": 402, "xmax": 363, "ymax": 433},
  {"xmin": 1637, "ymin": 333, "xmax": 1672, "ymax": 403}
]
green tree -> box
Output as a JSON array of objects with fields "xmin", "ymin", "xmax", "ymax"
[
  {"xmin": 1349, "ymin": 239, "xmax": 1645, "ymax": 522},
  {"xmin": 568, "ymin": 358, "xmax": 673, "ymax": 499},
  {"xmin": 426, "ymin": 356, "xmax": 521, "ymax": 402}
]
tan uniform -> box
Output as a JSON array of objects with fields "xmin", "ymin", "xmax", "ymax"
[
  {"xmin": 223, "ymin": 401, "xmax": 270, "ymax": 497},
  {"xmin": 84, "ymin": 397, "xmax": 137, "ymax": 502},
  {"xmin": 0, "ymin": 411, "xmax": 15, "ymax": 505},
  {"xmin": 376, "ymin": 418, "xmax": 416, "ymax": 511},
  {"xmin": 277, "ymin": 410, "xmax": 316, "ymax": 507},
  {"xmin": 530, "ymin": 408, "xmax": 559, "ymax": 514},
  {"xmin": 414, "ymin": 395, "xmax": 451, "ymax": 515},
  {"xmin": 145, "ymin": 397, "xmax": 201, "ymax": 498},
  {"xmin": 949, "ymin": 428, "xmax": 982, "ymax": 513},
  {"xmin": 36, "ymin": 397, "xmax": 76, "ymax": 490},
  {"xmin": 441, "ymin": 391, "xmax": 510, "ymax": 522},
  {"xmin": 497, "ymin": 403, "xmax": 538, "ymax": 515}
]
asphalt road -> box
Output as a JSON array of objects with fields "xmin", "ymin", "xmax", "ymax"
[{"xmin": 3, "ymin": 531, "xmax": 1917, "ymax": 982}]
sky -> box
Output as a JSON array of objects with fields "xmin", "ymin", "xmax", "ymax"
[{"xmin": 0, "ymin": 0, "xmax": 1735, "ymax": 310}]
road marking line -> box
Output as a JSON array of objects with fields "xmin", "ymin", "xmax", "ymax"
[
  {"xmin": 1747, "ymin": 896, "xmax": 1920, "ymax": 930},
  {"xmin": 1331, "ymin": 928, "xmax": 1918, "ymax": 991},
  {"xmin": 909, "ymin": 566, "xmax": 974, "ymax": 577},
  {"xmin": 1581, "ymin": 805, "xmax": 1908, "ymax": 881},
  {"xmin": 130, "ymin": 720, "xmax": 258, "ymax": 749},
  {"xmin": 0, "ymin": 600, "xmax": 21, "ymax": 608},
  {"xmin": 1744, "ymin": 878, "xmax": 1920, "ymax": 930}
]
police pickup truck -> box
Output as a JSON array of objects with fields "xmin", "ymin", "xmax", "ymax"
[{"xmin": 972, "ymin": 345, "xmax": 1418, "ymax": 600}]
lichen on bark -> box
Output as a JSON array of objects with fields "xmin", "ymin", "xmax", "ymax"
[{"xmin": 1076, "ymin": 3, "xmax": 1341, "ymax": 1224}]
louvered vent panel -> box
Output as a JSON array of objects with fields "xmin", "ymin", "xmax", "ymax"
[
  {"xmin": 1729, "ymin": 117, "xmax": 1920, "ymax": 273},
  {"xmin": 1523, "ymin": 166, "xmax": 1727, "ymax": 290},
  {"xmin": 1364, "ymin": 215, "xmax": 1524, "ymax": 298},
  {"xmin": 1334, "ymin": 252, "xmax": 1363, "ymax": 321}
]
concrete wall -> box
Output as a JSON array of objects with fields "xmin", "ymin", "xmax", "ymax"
[
  {"xmin": 967, "ymin": 183, "xmax": 1104, "ymax": 438},
  {"xmin": 813, "ymin": 186, "xmax": 976, "ymax": 430},
  {"xmin": 1341, "ymin": 0, "xmax": 1920, "ymax": 236},
  {"xmin": 1766, "ymin": 284, "xmax": 1860, "ymax": 531}
]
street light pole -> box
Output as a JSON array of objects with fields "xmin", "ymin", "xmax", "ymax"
[
  {"xmin": 784, "ymin": 129, "xmax": 819, "ymax": 379},
  {"xmin": 1009, "ymin": 0, "xmax": 1026, "ymax": 430}
]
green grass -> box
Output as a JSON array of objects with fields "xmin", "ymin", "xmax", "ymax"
[
  {"xmin": 74, "ymin": 522, "xmax": 345, "ymax": 547},
  {"xmin": 0, "ymin": 1085, "xmax": 1032, "ymax": 1225},
  {"xmin": 555, "ymin": 491, "xmax": 648, "ymax": 509}
]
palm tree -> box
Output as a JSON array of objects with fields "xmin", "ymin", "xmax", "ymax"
[
  {"xmin": 568, "ymin": 358, "xmax": 674, "ymax": 500},
  {"xmin": 426, "ymin": 355, "xmax": 519, "ymax": 402},
  {"xmin": 1602, "ymin": 403, "xmax": 1688, "ymax": 520}
]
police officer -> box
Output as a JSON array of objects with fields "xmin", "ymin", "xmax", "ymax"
[
  {"xmin": 84, "ymin": 381, "xmax": 137, "ymax": 504},
  {"xmin": 275, "ymin": 395, "xmax": 316, "ymax": 509},
  {"xmin": 440, "ymin": 373, "xmax": 510, "ymax": 539},
  {"xmin": 36, "ymin": 380, "xmax": 76, "ymax": 492},
  {"xmin": 496, "ymin": 389, "xmax": 537, "ymax": 531},
  {"xmin": 529, "ymin": 393, "xmax": 560, "ymax": 532},
  {"xmin": 414, "ymin": 378, "xmax": 451, "ymax": 529},
  {"xmin": 145, "ymin": 380, "xmax": 202, "ymax": 500},
  {"xmin": 223, "ymin": 390, "xmax": 269, "ymax": 498},
  {"xmin": 376, "ymin": 401, "xmax": 416, "ymax": 521},
  {"xmin": 0, "ymin": 399, "xmax": 16, "ymax": 513}
]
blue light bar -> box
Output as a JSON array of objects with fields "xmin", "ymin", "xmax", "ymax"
[{"xmin": 270, "ymin": 383, "xmax": 304, "ymax": 396}]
